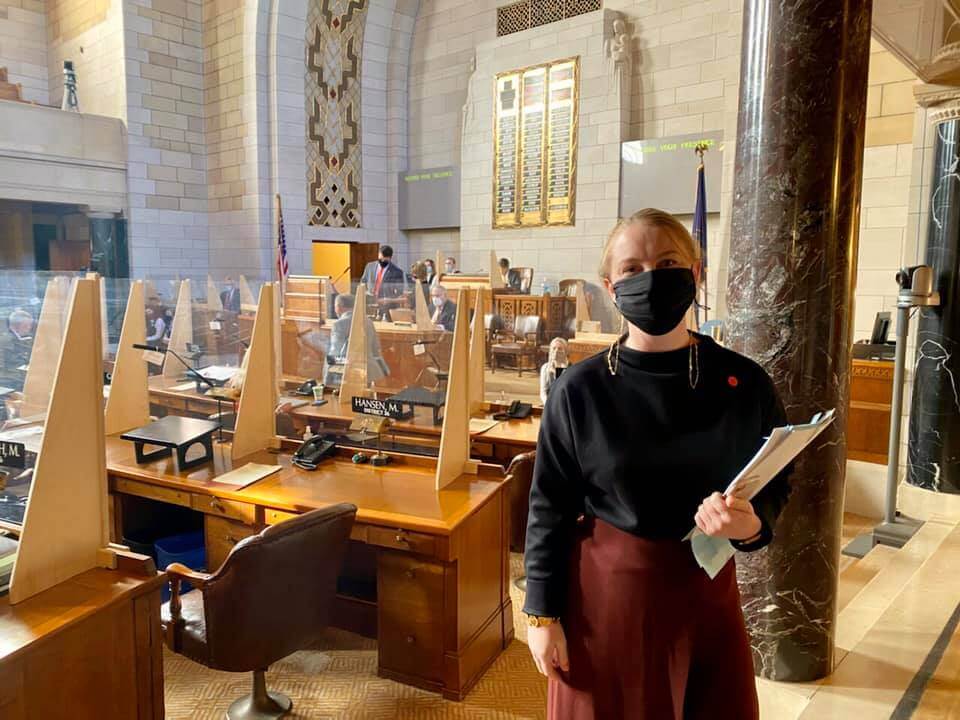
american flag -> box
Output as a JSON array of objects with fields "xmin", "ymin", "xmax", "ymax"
[{"xmin": 275, "ymin": 194, "xmax": 289, "ymax": 298}]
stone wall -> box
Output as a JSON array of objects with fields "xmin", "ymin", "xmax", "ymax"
[
  {"xmin": 123, "ymin": 0, "xmax": 208, "ymax": 282},
  {"xmin": 854, "ymin": 41, "xmax": 918, "ymax": 342},
  {"xmin": 46, "ymin": 0, "xmax": 125, "ymax": 117},
  {"xmin": 406, "ymin": 0, "xmax": 743, "ymax": 323},
  {"xmin": 0, "ymin": 0, "xmax": 48, "ymax": 104},
  {"xmin": 459, "ymin": 11, "xmax": 625, "ymax": 290}
]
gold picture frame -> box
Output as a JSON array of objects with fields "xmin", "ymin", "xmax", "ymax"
[{"xmin": 492, "ymin": 56, "xmax": 579, "ymax": 229}]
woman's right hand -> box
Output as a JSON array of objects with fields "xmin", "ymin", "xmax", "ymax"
[{"xmin": 528, "ymin": 622, "xmax": 569, "ymax": 679}]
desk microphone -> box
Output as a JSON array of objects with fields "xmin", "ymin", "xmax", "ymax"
[{"xmin": 132, "ymin": 343, "xmax": 217, "ymax": 390}]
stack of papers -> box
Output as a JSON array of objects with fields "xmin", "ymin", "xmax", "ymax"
[
  {"xmin": 197, "ymin": 365, "xmax": 239, "ymax": 383},
  {"xmin": 689, "ymin": 409, "xmax": 836, "ymax": 578},
  {"xmin": 213, "ymin": 463, "xmax": 282, "ymax": 489},
  {"xmin": 469, "ymin": 418, "xmax": 500, "ymax": 434}
]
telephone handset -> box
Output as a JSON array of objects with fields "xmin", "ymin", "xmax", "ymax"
[
  {"xmin": 292, "ymin": 436, "xmax": 336, "ymax": 470},
  {"xmin": 494, "ymin": 400, "xmax": 533, "ymax": 421},
  {"xmin": 294, "ymin": 378, "xmax": 319, "ymax": 396}
]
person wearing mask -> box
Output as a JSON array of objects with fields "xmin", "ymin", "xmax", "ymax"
[
  {"xmin": 145, "ymin": 305, "xmax": 167, "ymax": 344},
  {"xmin": 361, "ymin": 245, "xmax": 407, "ymax": 302},
  {"xmin": 539, "ymin": 337, "xmax": 568, "ymax": 404},
  {"xmin": 430, "ymin": 284, "xmax": 457, "ymax": 331},
  {"xmin": 499, "ymin": 257, "xmax": 521, "ymax": 291},
  {"xmin": 443, "ymin": 257, "xmax": 460, "ymax": 275},
  {"xmin": 220, "ymin": 276, "xmax": 241, "ymax": 312},
  {"xmin": 524, "ymin": 208, "xmax": 792, "ymax": 720},
  {"xmin": 424, "ymin": 259, "xmax": 437, "ymax": 285},
  {"xmin": 326, "ymin": 293, "xmax": 388, "ymax": 385}
]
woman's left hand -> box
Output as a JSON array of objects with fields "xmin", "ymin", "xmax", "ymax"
[{"xmin": 695, "ymin": 492, "xmax": 761, "ymax": 541}]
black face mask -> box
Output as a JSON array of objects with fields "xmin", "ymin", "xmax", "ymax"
[
  {"xmin": 378, "ymin": 258, "xmax": 390, "ymax": 268},
  {"xmin": 613, "ymin": 267, "xmax": 696, "ymax": 336}
]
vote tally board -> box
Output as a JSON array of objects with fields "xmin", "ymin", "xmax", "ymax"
[{"xmin": 493, "ymin": 57, "xmax": 578, "ymax": 229}]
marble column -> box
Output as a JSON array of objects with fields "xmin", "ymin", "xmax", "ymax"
[
  {"xmin": 908, "ymin": 112, "xmax": 960, "ymax": 492},
  {"xmin": 726, "ymin": 0, "xmax": 872, "ymax": 681}
]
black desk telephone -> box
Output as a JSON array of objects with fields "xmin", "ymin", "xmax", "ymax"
[
  {"xmin": 294, "ymin": 378, "xmax": 318, "ymax": 396},
  {"xmin": 292, "ymin": 436, "xmax": 337, "ymax": 470},
  {"xmin": 493, "ymin": 400, "xmax": 533, "ymax": 421}
]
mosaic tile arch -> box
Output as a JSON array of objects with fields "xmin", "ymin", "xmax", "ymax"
[{"xmin": 306, "ymin": 0, "xmax": 367, "ymax": 228}]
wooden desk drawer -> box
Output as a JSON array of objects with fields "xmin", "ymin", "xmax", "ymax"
[
  {"xmin": 378, "ymin": 552, "xmax": 445, "ymax": 683},
  {"xmin": 264, "ymin": 508, "xmax": 297, "ymax": 526},
  {"xmin": 205, "ymin": 515, "xmax": 259, "ymax": 571},
  {"xmin": 368, "ymin": 526, "xmax": 437, "ymax": 557},
  {"xmin": 193, "ymin": 494, "xmax": 257, "ymax": 524},
  {"xmin": 113, "ymin": 478, "xmax": 191, "ymax": 508}
]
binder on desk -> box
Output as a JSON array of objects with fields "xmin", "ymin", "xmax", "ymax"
[{"xmin": 688, "ymin": 409, "xmax": 836, "ymax": 578}]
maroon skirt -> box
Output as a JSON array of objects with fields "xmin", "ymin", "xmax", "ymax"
[{"xmin": 548, "ymin": 518, "xmax": 759, "ymax": 720}]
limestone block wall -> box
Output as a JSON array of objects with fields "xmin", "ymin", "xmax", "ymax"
[
  {"xmin": 406, "ymin": 0, "xmax": 743, "ymax": 325},
  {"xmin": 0, "ymin": 0, "xmax": 48, "ymax": 104},
  {"xmin": 203, "ymin": 0, "xmax": 261, "ymax": 278},
  {"xmin": 123, "ymin": 0, "xmax": 208, "ymax": 282},
  {"xmin": 853, "ymin": 41, "xmax": 918, "ymax": 342},
  {"xmin": 46, "ymin": 0, "xmax": 125, "ymax": 117},
  {"xmin": 459, "ymin": 11, "xmax": 625, "ymax": 287}
]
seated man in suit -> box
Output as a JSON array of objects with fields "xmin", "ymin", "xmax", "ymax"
[
  {"xmin": 361, "ymin": 245, "xmax": 407, "ymax": 317},
  {"xmin": 5, "ymin": 308, "xmax": 34, "ymax": 370},
  {"xmin": 430, "ymin": 285, "xmax": 457, "ymax": 332},
  {"xmin": 325, "ymin": 294, "xmax": 388, "ymax": 385},
  {"xmin": 499, "ymin": 258, "xmax": 521, "ymax": 291},
  {"xmin": 220, "ymin": 276, "xmax": 241, "ymax": 312}
]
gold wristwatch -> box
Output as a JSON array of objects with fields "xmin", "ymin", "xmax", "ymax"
[{"xmin": 526, "ymin": 614, "xmax": 558, "ymax": 627}]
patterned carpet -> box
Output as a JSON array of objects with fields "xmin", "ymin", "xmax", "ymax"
[{"xmin": 163, "ymin": 555, "xmax": 546, "ymax": 719}]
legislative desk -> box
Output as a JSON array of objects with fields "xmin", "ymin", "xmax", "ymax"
[
  {"xmin": 239, "ymin": 315, "xmax": 453, "ymax": 393},
  {"xmin": 0, "ymin": 568, "xmax": 166, "ymax": 719},
  {"xmin": 106, "ymin": 437, "xmax": 513, "ymax": 700},
  {"xmin": 146, "ymin": 376, "xmax": 540, "ymax": 464},
  {"xmin": 848, "ymin": 358, "xmax": 894, "ymax": 464}
]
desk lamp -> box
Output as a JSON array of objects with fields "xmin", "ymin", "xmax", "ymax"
[{"xmin": 843, "ymin": 265, "xmax": 940, "ymax": 557}]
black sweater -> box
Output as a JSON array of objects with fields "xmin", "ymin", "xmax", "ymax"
[{"xmin": 523, "ymin": 335, "xmax": 792, "ymax": 618}]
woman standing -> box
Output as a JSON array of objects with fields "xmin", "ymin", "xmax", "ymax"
[
  {"xmin": 524, "ymin": 209, "xmax": 791, "ymax": 719},
  {"xmin": 539, "ymin": 337, "xmax": 569, "ymax": 404}
]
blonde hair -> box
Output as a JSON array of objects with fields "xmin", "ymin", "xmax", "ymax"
[
  {"xmin": 599, "ymin": 208, "xmax": 700, "ymax": 279},
  {"xmin": 410, "ymin": 260, "xmax": 427, "ymax": 282}
]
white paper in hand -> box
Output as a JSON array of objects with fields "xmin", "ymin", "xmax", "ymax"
[
  {"xmin": 688, "ymin": 409, "xmax": 836, "ymax": 576},
  {"xmin": 691, "ymin": 533, "xmax": 736, "ymax": 579}
]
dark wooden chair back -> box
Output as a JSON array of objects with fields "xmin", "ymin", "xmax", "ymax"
[{"xmin": 506, "ymin": 451, "xmax": 536, "ymax": 553}]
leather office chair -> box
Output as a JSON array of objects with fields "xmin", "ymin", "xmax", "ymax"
[
  {"xmin": 161, "ymin": 504, "xmax": 357, "ymax": 720},
  {"xmin": 506, "ymin": 451, "xmax": 536, "ymax": 592},
  {"xmin": 484, "ymin": 313, "xmax": 504, "ymax": 367},
  {"xmin": 491, "ymin": 315, "xmax": 542, "ymax": 375}
]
